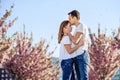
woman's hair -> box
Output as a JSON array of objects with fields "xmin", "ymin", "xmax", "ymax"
[{"xmin": 58, "ymin": 20, "xmax": 69, "ymax": 44}]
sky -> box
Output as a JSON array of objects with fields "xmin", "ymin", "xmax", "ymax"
[{"xmin": 1, "ymin": 0, "xmax": 120, "ymax": 57}]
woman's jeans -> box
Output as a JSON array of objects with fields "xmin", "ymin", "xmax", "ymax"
[
  {"xmin": 61, "ymin": 58, "xmax": 74, "ymax": 80},
  {"xmin": 61, "ymin": 50, "xmax": 90, "ymax": 80}
]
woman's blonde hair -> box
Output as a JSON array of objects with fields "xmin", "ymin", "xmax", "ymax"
[{"xmin": 58, "ymin": 20, "xmax": 69, "ymax": 44}]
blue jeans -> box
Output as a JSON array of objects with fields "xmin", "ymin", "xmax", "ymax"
[
  {"xmin": 72, "ymin": 50, "xmax": 90, "ymax": 80},
  {"xmin": 61, "ymin": 58, "xmax": 74, "ymax": 80}
]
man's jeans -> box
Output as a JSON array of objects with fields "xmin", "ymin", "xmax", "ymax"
[
  {"xmin": 72, "ymin": 50, "xmax": 90, "ymax": 80},
  {"xmin": 61, "ymin": 51, "xmax": 90, "ymax": 80}
]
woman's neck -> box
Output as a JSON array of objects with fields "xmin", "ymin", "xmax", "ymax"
[{"xmin": 64, "ymin": 33, "xmax": 68, "ymax": 36}]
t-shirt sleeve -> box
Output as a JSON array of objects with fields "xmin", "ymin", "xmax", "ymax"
[
  {"xmin": 76, "ymin": 25, "xmax": 84, "ymax": 33},
  {"xmin": 63, "ymin": 36, "xmax": 71, "ymax": 44}
]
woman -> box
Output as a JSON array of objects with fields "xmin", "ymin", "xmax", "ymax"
[{"xmin": 58, "ymin": 20, "xmax": 83, "ymax": 80}]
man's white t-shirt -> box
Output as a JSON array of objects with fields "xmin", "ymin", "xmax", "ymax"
[
  {"xmin": 59, "ymin": 36, "xmax": 75, "ymax": 60},
  {"xmin": 70, "ymin": 23, "xmax": 89, "ymax": 57}
]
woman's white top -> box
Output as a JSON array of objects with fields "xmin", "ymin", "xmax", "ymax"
[{"xmin": 59, "ymin": 36, "xmax": 75, "ymax": 60}]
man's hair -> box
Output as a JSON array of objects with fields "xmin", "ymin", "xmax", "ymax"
[{"xmin": 68, "ymin": 10, "xmax": 80, "ymax": 20}]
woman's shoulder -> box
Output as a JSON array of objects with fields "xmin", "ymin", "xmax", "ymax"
[
  {"xmin": 62, "ymin": 36, "xmax": 69, "ymax": 40},
  {"xmin": 61, "ymin": 36, "xmax": 71, "ymax": 44},
  {"xmin": 61, "ymin": 36, "xmax": 70, "ymax": 42}
]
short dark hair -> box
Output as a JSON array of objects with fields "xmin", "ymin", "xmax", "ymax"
[{"xmin": 68, "ymin": 10, "xmax": 80, "ymax": 20}]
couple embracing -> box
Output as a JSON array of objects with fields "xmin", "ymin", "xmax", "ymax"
[{"xmin": 58, "ymin": 10, "xmax": 90, "ymax": 80}]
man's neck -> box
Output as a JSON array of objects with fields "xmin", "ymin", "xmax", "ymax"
[{"xmin": 75, "ymin": 21, "xmax": 80, "ymax": 27}]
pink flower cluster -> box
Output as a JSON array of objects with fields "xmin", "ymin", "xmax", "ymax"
[
  {"xmin": 89, "ymin": 27, "xmax": 120, "ymax": 80},
  {"xmin": 0, "ymin": 4, "xmax": 60, "ymax": 80},
  {"xmin": 3, "ymin": 31, "xmax": 60, "ymax": 80}
]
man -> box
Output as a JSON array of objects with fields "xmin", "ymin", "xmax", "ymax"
[{"xmin": 68, "ymin": 10, "xmax": 90, "ymax": 80}]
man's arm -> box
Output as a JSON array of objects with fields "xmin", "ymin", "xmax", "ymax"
[
  {"xmin": 64, "ymin": 40, "xmax": 84, "ymax": 54},
  {"xmin": 69, "ymin": 32, "xmax": 83, "ymax": 45}
]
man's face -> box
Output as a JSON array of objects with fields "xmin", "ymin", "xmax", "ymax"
[{"xmin": 68, "ymin": 14, "xmax": 75, "ymax": 25}]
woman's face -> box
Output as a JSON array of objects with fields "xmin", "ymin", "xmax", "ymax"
[{"xmin": 63, "ymin": 22, "xmax": 72, "ymax": 34}]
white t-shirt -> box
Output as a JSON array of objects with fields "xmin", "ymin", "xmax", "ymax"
[
  {"xmin": 59, "ymin": 36, "xmax": 75, "ymax": 60},
  {"xmin": 71, "ymin": 23, "xmax": 89, "ymax": 57}
]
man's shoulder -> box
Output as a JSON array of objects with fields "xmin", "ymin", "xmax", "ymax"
[
  {"xmin": 80, "ymin": 23, "xmax": 87, "ymax": 27},
  {"xmin": 78, "ymin": 23, "xmax": 88, "ymax": 29},
  {"xmin": 81, "ymin": 23, "xmax": 89, "ymax": 31}
]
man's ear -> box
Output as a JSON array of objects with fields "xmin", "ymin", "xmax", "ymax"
[{"xmin": 74, "ymin": 16, "xmax": 77, "ymax": 20}]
